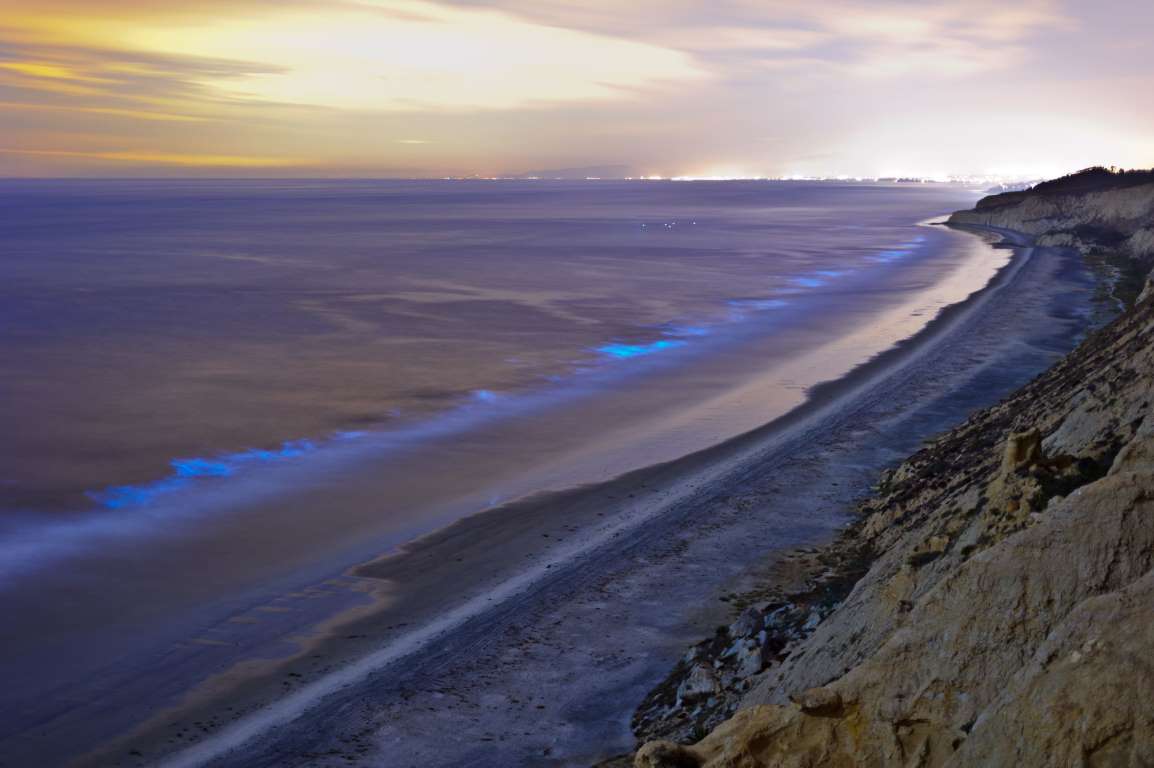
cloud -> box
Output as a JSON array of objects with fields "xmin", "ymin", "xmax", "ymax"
[
  {"xmin": 0, "ymin": 0, "xmax": 1148, "ymax": 178},
  {"xmin": 0, "ymin": 0, "xmax": 707, "ymax": 113},
  {"xmin": 795, "ymin": 0, "xmax": 1072, "ymax": 77},
  {"xmin": 0, "ymin": 0, "xmax": 1070, "ymax": 120},
  {"xmin": 660, "ymin": 25, "xmax": 829, "ymax": 53},
  {"xmin": 455, "ymin": 0, "xmax": 1070, "ymax": 78},
  {"xmin": 0, "ymin": 100, "xmax": 209, "ymax": 122},
  {"xmin": 0, "ymin": 147, "xmax": 309, "ymax": 167},
  {"xmin": 0, "ymin": 36, "xmax": 288, "ymax": 122}
]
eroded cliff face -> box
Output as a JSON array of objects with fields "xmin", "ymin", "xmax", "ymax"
[
  {"xmin": 948, "ymin": 174, "xmax": 1154, "ymax": 265},
  {"xmin": 635, "ymin": 175, "xmax": 1154, "ymax": 768}
]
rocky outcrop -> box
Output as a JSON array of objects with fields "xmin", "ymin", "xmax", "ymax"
[
  {"xmin": 634, "ymin": 171, "xmax": 1154, "ymax": 767},
  {"xmin": 630, "ymin": 546, "xmax": 866, "ymax": 745}
]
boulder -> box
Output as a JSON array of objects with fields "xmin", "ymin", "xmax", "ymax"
[
  {"xmin": 789, "ymin": 686, "xmax": 845, "ymax": 716},
  {"xmin": 676, "ymin": 665, "xmax": 720, "ymax": 704}
]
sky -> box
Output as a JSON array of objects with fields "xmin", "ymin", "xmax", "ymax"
[{"xmin": 0, "ymin": 0, "xmax": 1151, "ymax": 178}]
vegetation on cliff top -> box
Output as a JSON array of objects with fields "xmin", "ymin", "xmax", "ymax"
[{"xmin": 976, "ymin": 166, "xmax": 1154, "ymax": 210}]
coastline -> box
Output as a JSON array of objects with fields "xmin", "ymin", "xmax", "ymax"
[
  {"xmin": 632, "ymin": 172, "xmax": 1154, "ymax": 768},
  {"xmin": 76, "ymin": 222, "xmax": 1104, "ymax": 767},
  {"xmin": 0, "ymin": 202, "xmax": 995, "ymax": 768},
  {"xmin": 623, "ymin": 220, "xmax": 1112, "ymax": 743}
]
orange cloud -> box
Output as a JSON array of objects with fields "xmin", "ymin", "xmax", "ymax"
[{"xmin": 0, "ymin": 101, "xmax": 209, "ymax": 122}]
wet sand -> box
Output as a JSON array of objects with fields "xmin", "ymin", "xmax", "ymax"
[{"xmin": 72, "ymin": 226, "xmax": 1102, "ymax": 767}]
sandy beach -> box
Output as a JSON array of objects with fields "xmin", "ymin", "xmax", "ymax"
[{"xmin": 60, "ymin": 224, "xmax": 1102, "ymax": 768}]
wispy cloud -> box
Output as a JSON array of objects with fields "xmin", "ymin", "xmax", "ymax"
[
  {"xmin": 0, "ymin": 147, "xmax": 309, "ymax": 167},
  {"xmin": 794, "ymin": 0, "xmax": 1073, "ymax": 77},
  {"xmin": 0, "ymin": 37, "xmax": 286, "ymax": 121},
  {"xmin": 467, "ymin": 0, "xmax": 1070, "ymax": 77},
  {"xmin": 0, "ymin": 100, "xmax": 210, "ymax": 122},
  {"xmin": 1, "ymin": 0, "xmax": 707, "ymax": 113}
]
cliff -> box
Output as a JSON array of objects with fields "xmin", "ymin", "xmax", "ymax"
[
  {"xmin": 950, "ymin": 167, "xmax": 1154, "ymax": 304},
  {"xmin": 632, "ymin": 169, "xmax": 1154, "ymax": 767}
]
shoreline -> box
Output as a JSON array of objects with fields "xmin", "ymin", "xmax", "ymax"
[
  {"xmin": 631, "ymin": 172, "xmax": 1154, "ymax": 768},
  {"xmin": 0, "ymin": 212, "xmax": 988, "ymax": 767},
  {"xmin": 78, "ymin": 223, "xmax": 1105, "ymax": 767},
  {"xmin": 0, "ymin": 211, "xmax": 990, "ymax": 766},
  {"xmin": 618, "ymin": 224, "xmax": 1117, "ymax": 750}
]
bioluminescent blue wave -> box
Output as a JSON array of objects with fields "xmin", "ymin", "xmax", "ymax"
[
  {"xmin": 0, "ymin": 180, "xmax": 970, "ymax": 592},
  {"xmin": 89, "ymin": 439, "xmax": 320, "ymax": 510},
  {"xmin": 870, "ymin": 235, "xmax": 926, "ymax": 263},
  {"xmin": 596, "ymin": 340, "xmax": 687, "ymax": 359}
]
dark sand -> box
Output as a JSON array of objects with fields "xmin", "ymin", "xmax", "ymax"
[{"xmin": 83, "ymin": 228, "xmax": 1100, "ymax": 768}]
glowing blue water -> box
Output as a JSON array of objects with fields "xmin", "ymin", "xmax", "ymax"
[
  {"xmin": 0, "ymin": 179, "xmax": 970, "ymax": 524},
  {"xmin": 89, "ymin": 440, "xmax": 320, "ymax": 510},
  {"xmin": 596, "ymin": 340, "xmax": 687, "ymax": 359}
]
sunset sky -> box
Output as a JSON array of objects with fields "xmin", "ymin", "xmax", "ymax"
[{"xmin": 1, "ymin": 0, "xmax": 1151, "ymax": 178}]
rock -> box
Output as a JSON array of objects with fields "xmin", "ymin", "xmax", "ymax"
[
  {"xmin": 728, "ymin": 607, "xmax": 763, "ymax": 639},
  {"xmin": 733, "ymin": 641, "xmax": 764, "ymax": 679},
  {"xmin": 676, "ymin": 665, "xmax": 720, "ymax": 704},
  {"xmin": 952, "ymin": 570, "xmax": 1154, "ymax": 765},
  {"xmin": 1002, "ymin": 429, "xmax": 1044, "ymax": 472},
  {"xmin": 682, "ymin": 644, "xmax": 705, "ymax": 665},
  {"xmin": 1138, "ymin": 275, "xmax": 1154, "ymax": 305},
  {"xmin": 642, "ymin": 466, "xmax": 1154, "ymax": 766},
  {"xmin": 789, "ymin": 686, "xmax": 845, "ymax": 716},
  {"xmin": 763, "ymin": 606, "xmax": 788, "ymax": 627},
  {"xmin": 634, "ymin": 741, "xmax": 701, "ymax": 768},
  {"xmin": 906, "ymin": 534, "xmax": 949, "ymax": 567},
  {"xmin": 1109, "ymin": 415, "xmax": 1154, "ymax": 474},
  {"xmin": 985, "ymin": 426, "xmax": 1081, "ymax": 531}
]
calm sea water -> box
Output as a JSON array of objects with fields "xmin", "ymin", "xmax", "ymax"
[
  {"xmin": 1, "ymin": 179, "xmax": 1003, "ymax": 762},
  {"xmin": 1, "ymin": 179, "xmax": 976, "ymax": 522}
]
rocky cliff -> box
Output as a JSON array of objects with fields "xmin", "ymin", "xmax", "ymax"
[
  {"xmin": 950, "ymin": 167, "xmax": 1154, "ymax": 304},
  {"xmin": 633, "ymin": 169, "xmax": 1154, "ymax": 767}
]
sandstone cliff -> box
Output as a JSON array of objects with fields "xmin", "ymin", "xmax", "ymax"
[
  {"xmin": 634, "ymin": 169, "xmax": 1154, "ymax": 767},
  {"xmin": 949, "ymin": 168, "xmax": 1154, "ymax": 304}
]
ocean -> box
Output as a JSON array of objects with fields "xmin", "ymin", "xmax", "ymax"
[
  {"xmin": 0, "ymin": 179, "xmax": 1000, "ymax": 762},
  {"xmin": 1, "ymin": 179, "xmax": 980, "ymax": 518}
]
